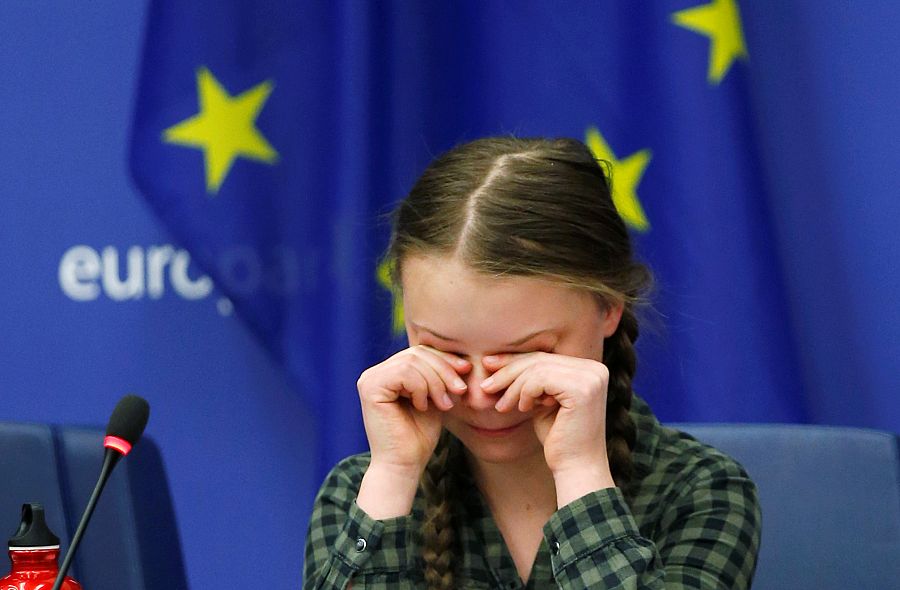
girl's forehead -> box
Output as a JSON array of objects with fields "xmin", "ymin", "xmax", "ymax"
[{"xmin": 401, "ymin": 255, "xmax": 600, "ymax": 345}]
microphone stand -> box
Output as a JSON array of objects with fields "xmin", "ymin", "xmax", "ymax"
[{"xmin": 51, "ymin": 449, "xmax": 122, "ymax": 590}]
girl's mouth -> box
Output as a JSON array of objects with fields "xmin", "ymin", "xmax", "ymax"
[{"xmin": 469, "ymin": 421, "xmax": 525, "ymax": 438}]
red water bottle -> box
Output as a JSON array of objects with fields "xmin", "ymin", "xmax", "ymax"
[{"xmin": 0, "ymin": 504, "xmax": 81, "ymax": 590}]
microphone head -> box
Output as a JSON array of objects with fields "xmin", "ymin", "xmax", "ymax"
[{"xmin": 104, "ymin": 395, "xmax": 150, "ymax": 455}]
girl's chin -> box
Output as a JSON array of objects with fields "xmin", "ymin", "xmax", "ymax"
[
  {"xmin": 467, "ymin": 447, "xmax": 534, "ymax": 465},
  {"xmin": 445, "ymin": 423, "xmax": 543, "ymax": 465}
]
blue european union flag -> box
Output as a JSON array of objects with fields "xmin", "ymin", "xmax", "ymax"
[
  {"xmin": 130, "ymin": 2, "xmax": 395, "ymax": 474},
  {"xmin": 132, "ymin": 0, "xmax": 899, "ymax": 480}
]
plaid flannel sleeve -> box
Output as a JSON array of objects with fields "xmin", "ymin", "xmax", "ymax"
[
  {"xmin": 653, "ymin": 455, "xmax": 761, "ymax": 589},
  {"xmin": 543, "ymin": 488, "xmax": 665, "ymax": 589},
  {"xmin": 543, "ymin": 459, "xmax": 760, "ymax": 589},
  {"xmin": 303, "ymin": 454, "xmax": 420, "ymax": 590}
]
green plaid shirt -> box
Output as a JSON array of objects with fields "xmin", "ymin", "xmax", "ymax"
[{"xmin": 304, "ymin": 397, "xmax": 760, "ymax": 589}]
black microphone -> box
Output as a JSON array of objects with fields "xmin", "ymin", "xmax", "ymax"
[{"xmin": 51, "ymin": 395, "xmax": 150, "ymax": 590}]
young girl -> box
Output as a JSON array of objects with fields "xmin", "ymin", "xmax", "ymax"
[{"xmin": 304, "ymin": 137, "xmax": 760, "ymax": 589}]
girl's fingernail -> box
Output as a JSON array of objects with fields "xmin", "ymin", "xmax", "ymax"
[
  {"xmin": 453, "ymin": 378, "xmax": 467, "ymax": 390},
  {"xmin": 481, "ymin": 377, "xmax": 494, "ymax": 389},
  {"xmin": 442, "ymin": 394, "xmax": 454, "ymax": 407},
  {"xmin": 484, "ymin": 355, "xmax": 498, "ymax": 364},
  {"xmin": 494, "ymin": 399, "xmax": 505, "ymax": 412}
]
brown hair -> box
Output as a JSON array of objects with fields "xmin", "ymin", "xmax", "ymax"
[{"xmin": 387, "ymin": 136, "xmax": 652, "ymax": 589}]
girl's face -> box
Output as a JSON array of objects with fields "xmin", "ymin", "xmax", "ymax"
[{"xmin": 402, "ymin": 254, "xmax": 621, "ymax": 467}]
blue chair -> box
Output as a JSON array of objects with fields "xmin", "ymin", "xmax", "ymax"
[
  {"xmin": 0, "ymin": 422, "xmax": 187, "ymax": 590},
  {"xmin": 672, "ymin": 423, "xmax": 900, "ymax": 590}
]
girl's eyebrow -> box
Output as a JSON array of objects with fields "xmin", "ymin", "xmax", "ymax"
[
  {"xmin": 412, "ymin": 323, "xmax": 554, "ymax": 347},
  {"xmin": 504, "ymin": 329, "xmax": 554, "ymax": 347}
]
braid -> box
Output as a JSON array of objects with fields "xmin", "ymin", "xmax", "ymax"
[
  {"xmin": 420, "ymin": 432, "xmax": 460, "ymax": 590},
  {"xmin": 602, "ymin": 305, "xmax": 640, "ymax": 489}
]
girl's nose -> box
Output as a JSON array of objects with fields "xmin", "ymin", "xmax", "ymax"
[{"xmin": 461, "ymin": 360, "xmax": 500, "ymax": 411}]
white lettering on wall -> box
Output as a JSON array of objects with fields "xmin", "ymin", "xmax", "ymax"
[
  {"xmin": 171, "ymin": 250, "xmax": 213, "ymax": 299},
  {"xmin": 102, "ymin": 246, "xmax": 144, "ymax": 300},
  {"xmin": 146, "ymin": 244, "xmax": 174, "ymax": 299},
  {"xmin": 59, "ymin": 245, "xmax": 213, "ymax": 303},
  {"xmin": 59, "ymin": 245, "xmax": 102, "ymax": 301},
  {"xmin": 58, "ymin": 243, "xmax": 305, "ymax": 317}
]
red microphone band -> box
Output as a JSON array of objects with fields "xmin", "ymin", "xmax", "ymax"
[{"xmin": 104, "ymin": 435, "xmax": 133, "ymax": 456}]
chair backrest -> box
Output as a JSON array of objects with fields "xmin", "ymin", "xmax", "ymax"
[
  {"xmin": 0, "ymin": 422, "xmax": 187, "ymax": 590},
  {"xmin": 672, "ymin": 423, "xmax": 900, "ymax": 590}
]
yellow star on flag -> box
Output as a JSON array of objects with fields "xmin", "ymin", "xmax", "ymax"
[
  {"xmin": 376, "ymin": 257, "xmax": 405, "ymax": 335},
  {"xmin": 672, "ymin": 0, "xmax": 748, "ymax": 85},
  {"xmin": 163, "ymin": 67, "xmax": 279, "ymax": 194},
  {"xmin": 585, "ymin": 126, "xmax": 651, "ymax": 232}
]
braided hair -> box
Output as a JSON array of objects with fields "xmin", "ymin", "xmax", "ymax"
[{"xmin": 420, "ymin": 433, "xmax": 463, "ymax": 590}]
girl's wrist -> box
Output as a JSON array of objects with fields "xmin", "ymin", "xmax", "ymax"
[
  {"xmin": 552, "ymin": 458, "xmax": 616, "ymax": 508},
  {"xmin": 356, "ymin": 462, "xmax": 423, "ymax": 520}
]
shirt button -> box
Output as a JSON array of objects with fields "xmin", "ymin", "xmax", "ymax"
[
  {"xmin": 355, "ymin": 537, "xmax": 367, "ymax": 552},
  {"xmin": 552, "ymin": 540, "xmax": 561, "ymax": 555}
]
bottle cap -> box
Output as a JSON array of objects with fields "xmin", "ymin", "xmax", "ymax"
[{"xmin": 8, "ymin": 503, "xmax": 60, "ymax": 549}]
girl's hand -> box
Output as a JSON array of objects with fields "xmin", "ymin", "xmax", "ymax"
[
  {"xmin": 356, "ymin": 345, "xmax": 470, "ymax": 475},
  {"xmin": 481, "ymin": 352, "xmax": 615, "ymax": 498}
]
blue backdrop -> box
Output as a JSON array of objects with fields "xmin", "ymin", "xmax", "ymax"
[{"xmin": 2, "ymin": 2, "xmax": 899, "ymax": 589}]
